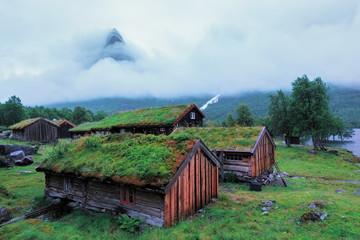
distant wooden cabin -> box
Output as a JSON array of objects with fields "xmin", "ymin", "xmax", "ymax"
[
  {"xmin": 285, "ymin": 135, "xmax": 300, "ymax": 145},
  {"xmin": 68, "ymin": 122, "xmax": 99, "ymax": 138},
  {"xmin": 9, "ymin": 118, "xmax": 59, "ymax": 143},
  {"xmin": 173, "ymin": 127, "xmax": 276, "ymax": 181},
  {"xmin": 53, "ymin": 119, "xmax": 76, "ymax": 138},
  {"xmin": 37, "ymin": 134, "xmax": 220, "ymax": 226},
  {"xmin": 91, "ymin": 104, "xmax": 205, "ymax": 136}
]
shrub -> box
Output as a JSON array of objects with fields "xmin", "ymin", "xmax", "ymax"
[
  {"xmin": 84, "ymin": 135, "xmax": 101, "ymax": 149},
  {"xmin": 224, "ymin": 172, "xmax": 238, "ymax": 183},
  {"xmin": 117, "ymin": 215, "xmax": 144, "ymax": 233}
]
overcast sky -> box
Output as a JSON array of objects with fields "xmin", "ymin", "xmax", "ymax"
[{"xmin": 1, "ymin": 0, "xmax": 360, "ymax": 105}]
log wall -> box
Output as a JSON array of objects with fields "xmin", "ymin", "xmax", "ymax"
[
  {"xmin": 13, "ymin": 119, "xmax": 58, "ymax": 143},
  {"xmin": 44, "ymin": 173, "xmax": 165, "ymax": 226},
  {"xmin": 251, "ymin": 133, "xmax": 275, "ymax": 177},
  {"xmin": 164, "ymin": 149, "xmax": 218, "ymax": 226},
  {"xmin": 223, "ymin": 155, "xmax": 252, "ymax": 177}
]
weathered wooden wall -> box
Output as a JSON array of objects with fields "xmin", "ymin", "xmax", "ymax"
[
  {"xmin": 13, "ymin": 119, "xmax": 58, "ymax": 143},
  {"xmin": 223, "ymin": 155, "xmax": 252, "ymax": 176},
  {"xmin": 164, "ymin": 149, "xmax": 218, "ymax": 226},
  {"xmin": 251, "ymin": 133, "xmax": 275, "ymax": 177},
  {"xmin": 44, "ymin": 173, "xmax": 165, "ymax": 226},
  {"xmin": 58, "ymin": 122, "xmax": 73, "ymax": 138}
]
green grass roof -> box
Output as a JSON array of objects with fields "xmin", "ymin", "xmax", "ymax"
[
  {"xmin": 172, "ymin": 127, "xmax": 264, "ymax": 151},
  {"xmin": 9, "ymin": 118, "xmax": 57, "ymax": 130},
  {"xmin": 39, "ymin": 133, "xmax": 197, "ymax": 187},
  {"xmin": 93, "ymin": 104, "xmax": 196, "ymax": 130},
  {"xmin": 69, "ymin": 122, "xmax": 98, "ymax": 132}
]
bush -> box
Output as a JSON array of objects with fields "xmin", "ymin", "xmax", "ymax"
[
  {"xmin": 84, "ymin": 135, "xmax": 101, "ymax": 149},
  {"xmin": 224, "ymin": 172, "xmax": 238, "ymax": 183},
  {"xmin": 117, "ymin": 215, "xmax": 144, "ymax": 233}
]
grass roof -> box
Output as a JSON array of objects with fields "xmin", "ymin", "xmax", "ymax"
[
  {"xmin": 93, "ymin": 104, "xmax": 196, "ymax": 130},
  {"xmin": 9, "ymin": 118, "xmax": 57, "ymax": 130},
  {"xmin": 172, "ymin": 127, "xmax": 264, "ymax": 151},
  {"xmin": 39, "ymin": 133, "xmax": 197, "ymax": 187},
  {"xmin": 69, "ymin": 122, "xmax": 98, "ymax": 132}
]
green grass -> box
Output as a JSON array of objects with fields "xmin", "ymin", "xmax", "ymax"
[
  {"xmin": 40, "ymin": 134, "xmax": 196, "ymax": 187},
  {"xmin": 94, "ymin": 104, "xmax": 195, "ymax": 129},
  {"xmin": 173, "ymin": 126, "xmax": 263, "ymax": 151},
  {"xmin": 1, "ymin": 141, "xmax": 360, "ymax": 239}
]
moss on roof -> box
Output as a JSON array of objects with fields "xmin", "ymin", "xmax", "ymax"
[
  {"xmin": 9, "ymin": 118, "xmax": 57, "ymax": 130},
  {"xmin": 173, "ymin": 127, "xmax": 263, "ymax": 151},
  {"xmin": 93, "ymin": 104, "xmax": 196, "ymax": 130},
  {"xmin": 69, "ymin": 122, "xmax": 98, "ymax": 132},
  {"xmin": 39, "ymin": 133, "xmax": 196, "ymax": 187}
]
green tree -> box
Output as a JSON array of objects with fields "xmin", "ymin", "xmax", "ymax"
[
  {"xmin": 291, "ymin": 75, "xmax": 333, "ymax": 149},
  {"xmin": 268, "ymin": 90, "xmax": 294, "ymax": 147},
  {"xmin": 236, "ymin": 104, "xmax": 255, "ymax": 126},
  {"xmin": 73, "ymin": 106, "xmax": 92, "ymax": 125},
  {"xmin": 223, "ymin": 113, "xmax": 236, "ymax": 127},
  {"xmin": 93, "ymin": 111, "xmax": 108, "ymax": 121},
  {"xmin": 2, "ymin": 96, "xmax": 25, "ymax": 126}
]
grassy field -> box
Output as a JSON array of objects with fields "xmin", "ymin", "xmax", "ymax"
[{"xmin": 1, "ymin": 140, "xmax": 360, "ymax": 239}]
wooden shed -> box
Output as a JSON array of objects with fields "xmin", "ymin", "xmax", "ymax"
[
  {"xmin": 36, "ymin": 133, "xmax": 220, "ymax": 226},
  {"xmin": 173, "ymin": 127, "xmax": 276, "ymax": 181},
  {"xmin": 91, "ymin": 104, "xmax": 205, "ymax": 136},
  {"xmin": 9, "ymin": 118, "xmax": 59, "ymax": 143},
  {"xmin": 53, "ymin": 119, "xmax": 76, "ymax": 138}
]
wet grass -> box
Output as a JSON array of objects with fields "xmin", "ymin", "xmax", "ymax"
[{"xmin": 1, "ymin": 142, "xmax": 360, "ymax": 239}]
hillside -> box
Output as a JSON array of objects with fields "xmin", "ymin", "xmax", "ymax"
[{"xmin": 47, "ymin": 85, "xmax": 360, "ymax": 127}]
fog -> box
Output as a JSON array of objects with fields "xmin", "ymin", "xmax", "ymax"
[{"xmin": 1, "ymin": 0, "xmax": 360, "ymax": 105}]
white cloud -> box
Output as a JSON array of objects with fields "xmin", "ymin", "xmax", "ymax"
[{"xmin": 1, "ymin": 0, "xmax": 360, "ymax": 105}]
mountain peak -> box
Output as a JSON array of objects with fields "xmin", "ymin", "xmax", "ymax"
[{"xmin": 105, "ymin": 28, "xmax": 125, "ymax": 47}]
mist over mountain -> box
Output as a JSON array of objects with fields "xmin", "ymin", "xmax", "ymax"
[{"xmin": 47, "ymin": 85, "xmax": 360, "ymax": 127}]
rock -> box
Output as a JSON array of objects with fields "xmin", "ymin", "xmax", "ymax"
[
  {"xmin": 0, "ymin": 207, "xmax": 12, "ymax": 223},
  {"xmin": 10, "ymin": 150, "xmax": 25, "ymax": 161},
  {"xmin": 343, "ymin": 158, "xmax": 354, "ymax": 163},
  {"xmin": 0, "ymin": 130, "xmax": 11, "ymax": 139},
  {"xmin": 261, "ymin": 211, "xmax": 269, "ymax": 216},
  {"xmin": 17, "ymin": 171, "xmax": 34, "ymax": 175},
  {"xmin": 307, "ymin": 149, "xmax": 317, "ymax": 155},
  {"xmin": 309, "ymin": 200, "xmax": 326, "ymax": 209},
  {"xmin": 300, "ymin": 210, "xmax": 328, "ymax": 222},
  {"xmin": 0, "ymin": 144, "xmax": 38, "ymax": 156},
  {"xmin": 282, "ymin": 172, "xmax": 290, "ymax": 178},
  {"xmin": 354, "ymin": 189, "xmax": 360, "ymax": 195},
  {"xmin": 335, "ymin": 189, "xmax": 346, "ymax": 194},
  {"xmin": 0, "ymin": 156, "xmax": 13, "ymax": 168},
  {"xmin": 328, "ymin": 150, "xmax": 339, "ymax": 156},
  {"xmin": 14, "ymin": 156, "xmax": 33, "ymax": 166}
]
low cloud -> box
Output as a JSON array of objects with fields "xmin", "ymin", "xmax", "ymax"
[{"xmin": 1, "ymin": 0, "xmax": 360, "ymax": 105}]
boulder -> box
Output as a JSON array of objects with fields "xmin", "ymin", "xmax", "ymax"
[
  {"xmin": 0, "ymin": 144, "xmax": 38, "ymax": 156},
  {"xmin": 300, "ymin": 210, "xmax": 328, "ymax": 222},
  {"xmin": 308, "ymin": 200, "xmax": 326, "ymax": 210},
  {"xmin": 10, "ymin": 150, "xmax": 25, "ymax": 161},
  {"xmin": 0, "ymin": 130, "xmax": 11, "ymax": 139},
  {"xmin": 22, "ymin": 156, "xmax": 33, "ymax": 165},
  {"xmin": 335, "ymin": 189, "xmax": 346, "ymax": 194},
  {"xmin": 0, "ymin": 207, "xmax": 12, "ymax": 223},
  {"xmin": 354, "ymin": 189, "xmax": 360, "ymax": 195},
  {"xmin": 0, "ymin": 156, "xmax": 13, "ymax": 168},
  {"xmin": 328, "ymin": 150, "xmax": 339, "ymax": 156}
]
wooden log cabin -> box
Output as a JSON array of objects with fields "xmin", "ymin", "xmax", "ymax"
[
  {"xmin": 91, "ymin": 104, "xmax": 205, "ymax": 136},
  {"xmin": 173, "ymin": 127, "xmax": 276, "ymax": 181},
  {"xmin": 53, "ymin": 119, "xmax": 76, "ymax": 138},
  {"xmin": 36, "ymin": 134, "xmax": 220, "ymax": 226},
  {"xmin": 9, "ymin": 118, "xmax": 59, "ymax": 143}
]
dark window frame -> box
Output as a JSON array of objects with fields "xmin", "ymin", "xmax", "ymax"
[
  {"xmin": 64, "ymin": 177, "xmax": 73, "ymax": 192},
  {"xmin": 190, "ymin": 112, "xmax": 196, "ymax": 119}
]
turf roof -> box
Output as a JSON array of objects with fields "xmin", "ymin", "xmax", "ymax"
[
  {"xmin": 93, "ymin": 104, "xmax": 198, "ymax": 130},
  {"xmin": 39, "ymin": 133, "xmax": 197, "ymax": 187},
  {"xmin": 69, "ymin": 122, "xmax": 98, "ymax": 132},
  {"xmin": 9, "ymin": 118, "xmax": 57, "ymax": 130},
  {"xmin": 172, "ymin": 127, "xmax": 264, "ymax": 151}
]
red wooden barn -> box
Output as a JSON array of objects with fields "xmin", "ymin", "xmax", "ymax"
[{"xmin": 53, "ymin": 119, "xmax": 76, "ymax": 138}]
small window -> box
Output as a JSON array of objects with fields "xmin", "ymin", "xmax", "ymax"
[
  {"xmin": 160, "ymin": 128, "xmax": 165, "ymax": 132},
  {"xmin": 190, "ymin": 112, "xmax": 196, "ymax": 119},
  {"xmin": 120, "ymin": 129, "xmax": 126, "ymax": 134},
  {"xmin": 224, "ymin": 153, "xmax": 243, "ymax": 161},
  {"xmin": 64, "ymin": 177, "xmax": 73, "ymax": 192},
  {"xmin": 120, "ymin": 186, "xmax": 135, "ymax": 206}
]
